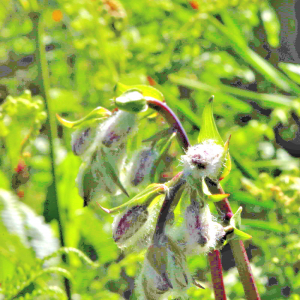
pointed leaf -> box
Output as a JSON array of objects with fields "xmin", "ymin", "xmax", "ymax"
[
  {"xmin": 219, "ymin": 136, "xmax": 231, "ymax": 181},
  {"xmin": 150, "ymin": 132, "xmax": 176, "ymax": 182},
  {"xmin": 207, "ymin": 193, "xmax": 230, "ymax": 202},
  {"xmin": 230, "ymin": 206, "xmax": 243, "ymax": 229},
  {"xmin": 100, "ymin": 147, "xmax": 129, "ymax": 198},
  {"xmin": 232, "ymin": 228, "xmax": 252, "ymax": 241},
  {"xmin": 98, "ymin": 183, "xmax": 167, "ymax": 214},
  {"xmin": 198, "ymin": 96, "xmax": 224, "ymax": 145},
  {"xmin": 56, "ymin": 107, "xmax": 111, "ymax": 128}
]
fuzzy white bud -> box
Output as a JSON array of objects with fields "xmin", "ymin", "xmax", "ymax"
[
  {"xmin": 181, "ymin": 139, "xmax": 224, "ymax": 180},
  {"xmin": 101, "ymin": 111, "xmax": 137, "ymax": 147},
  {"xmin": 185, "ymin": 200, "xmax": 225, "ymax": 254},
  {"xmin": 71, "ymin": 126, "xmax": 96, "ymax": 156}
]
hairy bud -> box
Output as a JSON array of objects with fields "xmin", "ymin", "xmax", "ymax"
[
  {"xmin": 130, "ymin": 148, "xmax": 157, "ymax": 186},
  {"xmin": 185, "ymin": 200, "xmax": 225, "ymax": 254},
  {"xmin": 137, "ymin": 236, "xmax": 191, "ymax": 299},
  {"xmin": 113, "ymin": 205, "xmax": 148, "ymax": 244},
  {"xmin": 71, "ymin": 126, "xmax": 96, "ymax": 156},
  {"xmin": 181, "ymin": 139, "xmax": 225, "ymax": 180},
  {"xmin": 101, "ymin": 111, "xmax": 137, "ymax": 147}
]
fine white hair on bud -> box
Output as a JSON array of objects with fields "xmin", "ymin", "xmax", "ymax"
[
  {"xmin": 181, "ymin": 139, "xmax": 225, "ymax": 180},
  {"xmin": 101, "ymin": 110, "xmax": 137, "ymax": 148},
  {"xmin": 130, "ymin": 147, "xmax": 158, "ymax": 186},
  {"xmin": 112, "ymin": 205, "xmax": 149, "ymax": 244},
  {"xmin": 113, "ymin": 194, "xmax": 165, "ymax": 250},
  {"xmin": 71, "ymin": 126, "xmax": 96, "ymax": 156},
  {"xmin": 184, "ymin": 200, "xmax": 225, "ymax": 255}
]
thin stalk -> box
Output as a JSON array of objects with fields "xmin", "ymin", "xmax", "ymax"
[
  {"xmin": 153, "ymin": 174, "xmax": 186, "ymax": 245},
  {"xmin": 146, "ymin": 98, "xmax": 190, "ymax": 151},
  {"xmin": 30, "ymin": 12, "xmax": 71, "ymax": 299},
  {"xmin": 206, "ymin": 180, "xmax": 261, "ymax": 300},
  {"xmin": 208, "ymin": 250, "xmax": 227, "ymax": 300}
]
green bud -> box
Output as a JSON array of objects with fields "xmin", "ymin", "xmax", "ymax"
[{"xmin": 115, "ymin": 89, "xmax": 148, "ymax": 113}]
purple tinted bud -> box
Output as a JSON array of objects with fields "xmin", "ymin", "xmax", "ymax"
[
  {"xmin": 71, "ymin": 127, "xmax": 96, "ymax": 156},
  {"xmin": 185, "ymin": 200, "xmax": 209, "ymax": 246},
  {"xmin": 101, "ymin": 111, "xmax": 137, "ymax": 147},
  {"xmin": 113, "ymin": 205, "xmax": 148, "ymax": 243},
  {"xmin": 131, "ymin": 148, "xmax": 157, "ymax": 186}
]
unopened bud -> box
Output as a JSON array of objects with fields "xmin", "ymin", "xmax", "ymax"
[
  {"xmin": 113, "ymin": 205, "xmax": 148, "ymax": 244},
  {"xmin": 185, "ymin": 200, "xmax": 225, "ymax": 254},
  {"xmin": 185, "ymin": 200, "xmax": 209, "ymax": 246},
  {"xmin": 140, "ymin": 236, "xmax": 190, "ymax": 299},
  {"xmin": 130, "ymin": 148, "xmax": 157, "ymax": 186},
  {"xmin": 77, "ymin": 144, "xmax": 126, "ymax": 206},
  {"xmin": 101, "ymin": 111, "xmax": 137, "ymax": 147},
  {"xmin": 71, "ymin": 126, "xmax": 96, "ymax": 156},
  {"xmin": 115, "ymin": 89, "xmax": 147, "ymax": 113},
  {"xmin": 181, "ymin": 139, "xmax": 225, "ymax": 180}
]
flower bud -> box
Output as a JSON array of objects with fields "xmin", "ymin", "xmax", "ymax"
[
  {"xmin": 77, "ymin": 144, "xmax": 126, "ymax": 206},
  {"xmin": 115, "ymin": 89, "xmax": 148, "ymax": 113},
  {"xmin": 130, "ymin": 148, "xmax": 158, "ymax": 186},
  {"xmin": 71, "ymin": 126, "xmax": 96, "ymax": 156},
  {"xmin": 137, "ymin": 236, "xmax": 191, "ymax": 299},
  {"xmin": 113, "ymin": 205, "xmax": 148, "ymax": 243},
  {"xmin": 185, "ymin": 199, "xmax": 225, "ymax": 254},
  {"xmin": 101, "ymin": 111, "xmax": 137, "ymax": 147},
  {"xmin": 181, "ymin": 139, "xmax": 225, "ymax": 180}
]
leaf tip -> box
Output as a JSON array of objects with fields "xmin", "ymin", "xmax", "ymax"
[{"xmin": 96, "ymin": 202, "xmax": 111, "ymax": 213}]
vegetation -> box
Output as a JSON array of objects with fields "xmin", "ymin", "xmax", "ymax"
[{"xmin": 0, "ymin": 0, "xmax": 300, "ymax": 299}]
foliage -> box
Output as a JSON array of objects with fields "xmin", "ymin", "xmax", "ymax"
[{"xmin": 0, "ymin": 0, "xmax": 300, "ymax": 299}]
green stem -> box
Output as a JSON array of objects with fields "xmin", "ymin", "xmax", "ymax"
[{"xmin": 29, "ymin": 12, "xmax": 71, "ymax": 299}]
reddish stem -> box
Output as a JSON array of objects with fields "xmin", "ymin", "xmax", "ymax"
[
  {"xmin": 146, "ymin": 98, "xmax": 190, "ymax": 150},
  {"xmin": 208, "ymin": 250, "xmax": 227, "ymax": 300},
  {"xmin": 207, "ymin": 181, "xmax": 261, "ymax": 300}
]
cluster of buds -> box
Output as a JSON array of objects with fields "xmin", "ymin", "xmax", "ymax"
[{"xmin": 60, "ymin": 85, "xmax": 252, "ymax": 299}]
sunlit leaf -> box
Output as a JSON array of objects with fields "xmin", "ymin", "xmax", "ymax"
[
  {"xmin": 98, "ymin": 183, "xmax": 167, "ymax": 214},
  {"xmin": 56, "ymin": 107, "xmax": 111, "ymax": 128},
  {"xmin": 198, "ymin": 96, "xmax": 224, "ymax": 145}
]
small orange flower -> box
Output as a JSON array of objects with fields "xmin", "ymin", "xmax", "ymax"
[
  {"xmin": 17, "ymin": 190, "xmax": 25, "ymax": 198},
  {"xmin": 147, "ymin": 76, "xmax": 156, "ymax": 86},
  {"xmin": 189, "ymin": 0, "xmax": 199, "ymax": 10},
  {"xmin": 52, "ymin": 9, "xmax": 63, "ymax": 22}
]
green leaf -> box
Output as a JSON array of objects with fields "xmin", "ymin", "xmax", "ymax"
[
  {"xmin": 169, "ymin": 75, "xmax": 294, "ymax": 108},
  {"xmin": 230, "ymin": 206, "xmax": 242, "ymax": 229},
  {"xmin": 56, "ymin": 107, "xmax": 111, "ymax": 129},
  {"xmin": 208, "ymin": 13, "xmax": 300, "ymax": 95},
  {"xmin": 219, "ymin": 136, "xmax": 231, "ymax": 181},
  {"xmin": 198, "ymin": 96, "xmax": 224, "ymax": 145},
  {"xmin": 115, "ymin": 83, "xmax": 164, "ymax": 101},
  {"xmin": 242, "ymin": 219, "xmax": 285, "ymax": 233},
  {"xmin": 260, "ymin": 1, "xmax": 280, "ymax": 48},
  {"xmin": 150, "ymin": 132, "xmax": 177, "ymax": 182},
  {"xmin": 278, "ymin": 63, "xmax": 300, "ymax": 85},
  {"xmin": 100, "ymin": 147, "xmax": 129, "ymax": 198},
  {"xmin": 98, "ymin": 183, "xmax": 167, "ymax": 214},
  {"xmin": 233, "ymin": 228, "xmax": 252, "ymax": 241}
]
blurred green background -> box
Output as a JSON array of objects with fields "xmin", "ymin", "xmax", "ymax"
[{"xmin": 1, "ymin": 0, "xmax": 300, "ymax": 299}]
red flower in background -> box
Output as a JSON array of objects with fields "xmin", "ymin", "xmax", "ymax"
[
  {"xmin": 189, "ymin": 0, "xmax": 199, "ymax": 10},
  {"xmin": 147, "ymin": 76, "xmax": 156, "ymax": 86}
]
